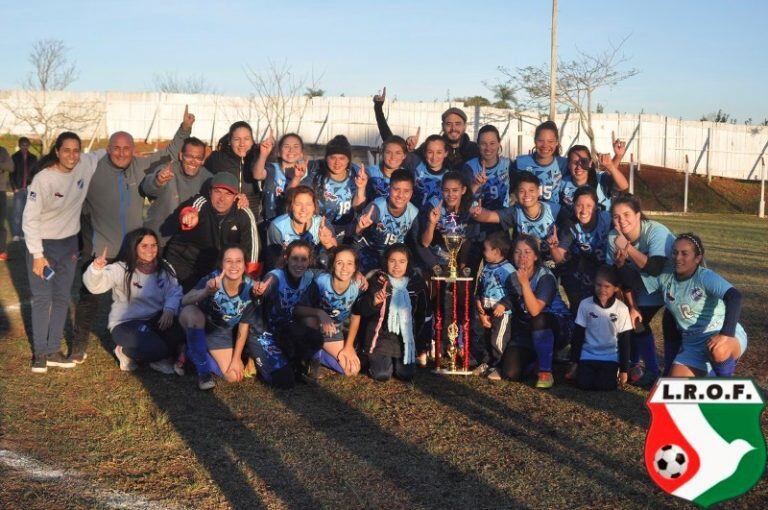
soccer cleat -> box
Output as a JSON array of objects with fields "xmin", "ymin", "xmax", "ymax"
[
  {"xmin": 46, "ymin": 351, "xmax": 76, "ymax": 368},
  {"xmin": 198, "ymin": 373, "xmax": 216, "ymax": 391},
  {"xmin": 635, "ymin": 369, "xmax": 659, "ymax": 389},
  {"xmin": 31, "ymin": 355, "xmax": 48, "ymax": 373},
  {"xmin": 535, "ymin": 372, "xmax": 554, "ymax": 389},
  {"xmin": 300, "ymin": 358, "xmax": 322, "ymax": 385},
  {"xmin": 564, "ymin": 363, "xmax": 578, "ymax": 381},
  {"xmin": 149, "ymin": 359, "xmax": 175, "ymax": 375},
  {"xmin": 173, "ymin": 353, "xmax": 186, "ymax": 376},
  {"xmin": 486, "ymin": 367, "xmax": 502, "ymax": 381},
  {"xmin": 472, "ymin": 362, "xmax": 490, "ymax": 377},
  {"xmin": 68, "ymin": 351, "xmax": 88, "ymax": 365},
  {"xmin": 113, "ymin": 346, "xmax": 137, "ymax": 372},
  {"xmin": 629, "ymin": 364, "xmax": 645, "ymax": 384},
  {"xmin": 0, "ymin": 252, "xmax": 8, "ymax": 261},
  {"xmin": 416, "ymin": 352, "xmax": 428, "ymax": 367}
]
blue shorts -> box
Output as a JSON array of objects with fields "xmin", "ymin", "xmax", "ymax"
[
  {"xmin": 673, "ymin": 323, "xmax": 748, "ymax": 373},
  {"xmin": 206, "ymin": 323, "xmax": 236, "ymax": 350}
]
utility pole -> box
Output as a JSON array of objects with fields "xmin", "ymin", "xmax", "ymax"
[{"xmin": 549, "ymin": 0, "xmax": 558, "ymax": 121}]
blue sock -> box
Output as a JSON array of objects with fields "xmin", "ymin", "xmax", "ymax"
[
  {"xmin": 663, "ymin": 336, "xmax": 682, "ymax": 376},
  {"xmin": 313, "ymin": 349, "xmax": 344, "ymax": 374},
  {"xmin": 712, "ymin": 357, "xmax": 737, "ymax": 377},
  {"xmin": 185, "ymin": 328, "xmax": 223, "ymax": 377},
  {"xmin": 634, "ymin": 331, "xmax": 659, "ymax": 374},
  {"xmin": 532, "ymin": 329, "xmax": 554, "ymax": 373}
]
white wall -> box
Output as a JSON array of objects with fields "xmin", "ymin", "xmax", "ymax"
[{"xmin": 2, "ymin": 90, "xmax": 766, "ymax": 180}]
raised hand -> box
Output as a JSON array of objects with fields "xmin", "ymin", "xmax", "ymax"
[
  {"xmin": 156, "ymin": 163, "xmax": 174, "ymax": 186},
  {"xmin": 516, "ymin": 267, "xmax": 530, "ymax": 286},
  {"xmin": 93, "ymin": 246, "xmax": 109, "ymax": 270},
  {"xmin": 235, "ymin": 193, "xmax": 249, "ymax": 210},
  {"xmin": 428, "ymin": 200, "xmax": 443, "ymax": 225},
  {"xmin": 354, "ymin": 164, "xmax": 368, "ymax": 189},
  {"xmin": 599, "ymin": 153, "xmax": 615, "ymax": 170},
  {"xmin": 181, "ymin": 104, "xmax": 195, "ymax": 131},
  {"xmin": 546, "ymin": 225, "xmax": 559, "ymax": 251},
  {"xmin": 181, "ymin": 209, "xmax": 199, "ymax": 229},
  {"xmin": 373, "ymin": 86, "xmax": 386, "ymax": 104},
  {"xmin": 613, "ymin": 217, "xmax": 629, "ymax": 251},
  {"xmin": 318, "ymin": 217, "xmax": 336, "ymax": 248},
  {"xmin": 260, "ymin": 129, "xmax": 275, "ymax": 155},
  {"xmin": 406, "ymin": 126, "xmax": 421, "ymax": 152},
  {"xmin": 356, "ymin": 206, "xmax": 376, "ymax": 234},
  {"xmin": 292, "ymin": 159, "xmax": 308, "ymax": 184},
  {"xmin": 612, "ymin": 131, "xmax": 626, "ymax": 160},
  {"xmin": 472, "ymin": 164, "xmax": 488, "ymax": 192},
  {"xmin": 373, "ymin": 279, "xmax": 389, "ymax": 306},
  {"xmin": 253, "ymin": 274, "xmax": 275, "ymax": 296},
  {"xmin": 206, "ymin": 274, "xmax": 223, "ymax": 295}
]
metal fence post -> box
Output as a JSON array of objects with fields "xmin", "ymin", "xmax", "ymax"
[{"xmin": 684, "ymin": 154, "xmax": 689, "ymax": 213}]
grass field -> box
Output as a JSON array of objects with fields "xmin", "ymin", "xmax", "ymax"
[{"xmin": 0, "ymin": 213, "xmax": 766, "ymax": 509}]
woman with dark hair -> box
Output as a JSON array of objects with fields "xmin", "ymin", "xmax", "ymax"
[
  {"xmin": 83, "ymin": 228, "xmax": 183, "ymax": 373},
  {"xmin": 501, "ymin": 234, "xmax": 571, "ymax": 389},
  {"xmin": 559, "ymin": 143, "xmax": 628, "ymax": 212},
  {"xmin": 510, "ymin": 121, "xmax": 568, "ymax": 204},
  {"xmin": 23, "ymin": 132, "xmax": 105, "ymax": 373},
  {"xmin": 417, "ymin": 170, "xmax": 481, "ymax": 273},
  {"xmin": 608, "ymin": 193, "xmax": 676, "ymax": 386},
  {"xmin": 464, "ymin": 125, "xmax": 512, "ymax": 213},
  {"xmin": 365, "ymin": 135, "xmax": 410, "ymax": 200},
  {"xmin": 357, "ymin": 244, "xmax": 431, "ymax": 382},
  {"xmin": 549, "ymin": 186, "xmax": 613, "ymax": 313},
  {"xmin": 205, "ymin": 121, "xmax": 262, "ymax": 221},
  {"xmin": 643, "ymin": 233, "xmax": 748, "ymax": 378},
  {"xmin": 253, "ymin": 132, "xmax": 312, "ymax": 221}
]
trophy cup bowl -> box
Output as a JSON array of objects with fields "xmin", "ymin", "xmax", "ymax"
[{"xmin": 444, "ymin": 234, "xmax": 464, "ymax": 280}]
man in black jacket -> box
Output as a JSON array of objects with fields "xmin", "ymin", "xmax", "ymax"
[
  {"xmin": 373, "ymin": 88, "xmax": 479, "ymax": 171},
  {"xmin": 10, "ymin": 137, "xmax": 38, "ymax": 241},
  {"xmin": 164, "ymin": 172, "xmax": 260, "ymax": 291}
]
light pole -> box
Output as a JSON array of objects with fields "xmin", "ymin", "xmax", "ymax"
[{"xmin": 549, "ymin": 0, "xmax": 558, "ymax": 121}]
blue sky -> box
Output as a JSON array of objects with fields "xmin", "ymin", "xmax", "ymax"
[{"xmin": 1, "ymin": 0, "xmax": 765, "ymax": 122}]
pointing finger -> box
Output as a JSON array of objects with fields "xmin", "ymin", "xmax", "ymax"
[
  {"xmin": 611, "ymin": 130, "xmax": 616, "ymax": 143},
  {"xmin": 382, "ymin": 86, "xmax": 386, "ymax": 98}
]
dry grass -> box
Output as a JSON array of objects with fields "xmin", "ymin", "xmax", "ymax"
[{"xmin": 0, "ymin": 213, "xmax": 766, "ymax": 509}]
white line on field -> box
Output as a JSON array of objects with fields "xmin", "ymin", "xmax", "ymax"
[{"xmin": 0, "ymin": 449, "xmax": 185, "ymax": 510}]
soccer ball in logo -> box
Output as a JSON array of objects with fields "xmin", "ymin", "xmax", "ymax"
[{"xmin": 654, "ymin": 444, "xmax": 688, "ymax": 479}]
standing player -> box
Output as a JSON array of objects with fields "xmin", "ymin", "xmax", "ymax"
[
  {"xmin": 252, "ymin": 132, "xmax": 312, "ymax": 222},
  {"xmin": 365, "ymin": 136, "xmax": 410, "ymax": 200},
  {"xmin": 464, "ymin": 125, "xmax": 512, "ymax": 213},
  {"xmin": 559, "ymin": 141, "xmax": 628, "ymax": 213},
  {"xmin": 511, "ymin": 121, "xmax": 568, "ymax": 204}
]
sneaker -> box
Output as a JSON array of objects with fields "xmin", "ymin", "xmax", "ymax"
[
  {"xmin": 198, "ymin": 373, "xmax": 216, "ymax": 390},
  {"xmin": 46, "ymin": 351, "xmax": 76, "ymax": 369},
  {"xmin": 31, "ymin": 355, "xmax": 48, "ymax": 373},
  {"xmin": 472, "ymin": 362, "xmax": 490, "ymax": 377},
  {"xmin": 149, "ymin": 359, "xmax": 175, "ymax": 375},
  {"xmin": 416, "ymin": 352, "xmax": 428, "ymax": 367},
  {"xmin": 635, "ymin": 369, "xmax": 659, "ymax": 389},
  {"xmin": 113, "ymin": 346, "xmax": 137, "ymax": 372},
  {"xmin": 535, "ymin": 372, "xmax": 554, "ymax": 389},
  {"xmin": 629, "ymin": 364, "xmax": 645, "ymax": 384},
  {"xmin": 243, "ymin": 357, "xmax": 257, "ymax": 379},
  {"xmin": 486, "ymin": 367, "xmax": 502, "ymax": 381},
  {"xmin": 564, "ymin": 363, "xmax": 578, "ymax": 381},
  {"xmin": 300, "ymin": 358, "xmax": 322, "ymax": 385},
  {"xmin": 11, "ymin": 236, "xmax": 20, "ymax": 242},
  {"xmin": 173, "ymin": 353, "xmax": 186, "ymax": 376},
  {"xmin": 68, "ymin": 351, "xmax": 88, "ymax": 365},
  {"xmin": 0, "ymin": 252, "xmax": 8, "ymax": 261}
]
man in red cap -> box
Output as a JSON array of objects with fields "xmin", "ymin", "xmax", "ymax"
[{"xmin": 164, "ymin": 172, "xmax": 260, "ymax": 291}]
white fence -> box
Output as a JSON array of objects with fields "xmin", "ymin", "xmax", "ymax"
[{"xmin": 1, "ymin": 90, "xmax": 767, "ymax": 181}]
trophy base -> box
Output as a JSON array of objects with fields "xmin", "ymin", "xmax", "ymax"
[{"xmin": 433, "ymin": 368, "xmax": 473, "ymax": 376}]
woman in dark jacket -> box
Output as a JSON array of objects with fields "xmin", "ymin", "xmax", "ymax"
[
  {"xmin": 357, "ymin": 244, "xmax": 431, "ymax": 382},
  {"xmin": 205, "ymin": 121, "xmax": 262, "ymax": 222}
]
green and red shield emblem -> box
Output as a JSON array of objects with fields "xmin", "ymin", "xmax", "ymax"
[{"xmin": 645, "ymin": 378, "xmax": 765, "ymax": 507}]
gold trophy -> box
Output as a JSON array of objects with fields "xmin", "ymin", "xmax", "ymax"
[
  {"xmin": 444, "ymin": 234, "xmax": 464, "ymax": 280},
  {"xmin": 444, "ymin": 322, "xmax": 459, "ymax": 371}
]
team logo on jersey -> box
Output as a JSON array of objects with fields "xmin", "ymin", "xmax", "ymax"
[
  {"xmin": 679, "ymin": 304, "xmax": 694, "ymax": 320},
  {"xmin": 77, "ymin": 178, "xmax": 84, "ymax": 189},
  {"xmin": 609, "ymin": 313, "xmax": 618, "ymax": 322},
  {"xmin": 28, "ymin": 191, "xmax": 37, "ymax": 201},
  {"xmin": 133, "ymin": 281, "xmax": 143, "ymax": 289},
  {"xmin": 54, "ymin": 192, "xmax": 64, "ymax": 198},
  {"xmin": 645, "ymin": 379, "xmax": 765, "ymax": 507},
  {"xmin": 323, "ymin": 190, "xmax": 339, "ymax": 202},
  {"xmin": 690, "ymin": 287, "xmax": 705, "ymax": 302},
  {"xmin": 276, "ymin": 186, "xmax": 284, "ymax": 196},
  {"xmin": 589, "ymin": 311, "xmax": 599, "ymax": 319},
  {"xmin": 665, "ymin": 284, "xmax": 676, "ymax": 302}
]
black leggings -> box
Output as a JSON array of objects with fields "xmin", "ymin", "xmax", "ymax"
[{"xmin": 501, "ymin": 313, "xmax": 563, "ymax": 381}]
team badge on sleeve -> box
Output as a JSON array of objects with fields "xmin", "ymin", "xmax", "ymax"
[{"xmin": 645, "ymin": 379, "xmax": 765, "ymax": 507}]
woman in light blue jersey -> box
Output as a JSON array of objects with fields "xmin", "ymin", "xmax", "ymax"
[
  {"xmin": 464, "ymin": 125, "xmax": 512, "ymax": 212},
  {"xmin": 366, "ymin": 136, "xmax": 410, "ymax": 200},
  {"xmin": 511, "ymin": 121, "xmax": 568, "ymax": 204},
  {"xmin": 608, "ymin": 193, "xmax": 678, "ymax": 386},
  {"xmin": 253, "ymin": 132, "xmax": 311, "ymax": 221},
  {"xmin": 643, "ymin": 233, "xmax": 747, "ymax": 378},
  {"xmin": 559, "ymin": 143, "xmax": 628, "ymax": 213},
  {"xmin": 408, "ymin": 135, "xmax": 453, "ymax": 209}
]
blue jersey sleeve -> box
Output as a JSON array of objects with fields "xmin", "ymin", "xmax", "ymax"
[
  {"xmin": 700, "ymin": 268, "xmax": 733, "ymax": 299},
  {"xmin": 497, "ymin": 207, "xmax": 516, "ymax": 231},
  {"xmin": 645, "ymin": 221, "xmax": 674, "ymax": 258}
]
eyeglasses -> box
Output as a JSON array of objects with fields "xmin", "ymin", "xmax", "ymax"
[{"xmin": 576, "ymin": 157, "xmax": 592, "ymax": 168}]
